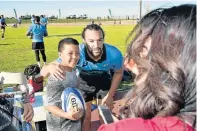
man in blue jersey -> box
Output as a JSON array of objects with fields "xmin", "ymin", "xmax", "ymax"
[
  {"xmin": 0, "ymin": 15, "xmax": 7, "ymax": 39},
  {"xmin": 41, "ymin": 24, "xmax": 123, "ymax": 131},
  {"xmin": 26, "ymin": 16, "xmax": 48, "ymax": 67}
]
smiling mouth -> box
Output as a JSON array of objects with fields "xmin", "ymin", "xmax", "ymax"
[{"xmin": 93, "ymin": 50, "xmax": 100, "ymax": 53}]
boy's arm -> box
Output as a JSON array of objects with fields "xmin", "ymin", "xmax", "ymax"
[
  {"xmin": 44, "ymin": 79, "xmax": 68, "ymax": 118},
  {"xmin": 44, "ymin": 78, "xmax": 82, "ymax": 120},
  {"xmin": 45, "ymin": 105, "xmax": 69, "ymax": 118}
]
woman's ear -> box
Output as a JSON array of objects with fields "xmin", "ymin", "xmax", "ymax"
[
  {"xmin": 140, "ymin": 37, "xmax": 152, "ymax": 58},
  {"xmin": 124, "ymin": 58, "xmax": 139, "ymax": 75}
]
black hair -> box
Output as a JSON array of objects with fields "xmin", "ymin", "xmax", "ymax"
[
  {"xmin": 58, "ymin": 38, "xmax": 79, "ymax": 52},
  {"xmin": 82, "ymin": 24, "xmax": 105, "ymax": 39},
  {"xmin": 34, "ymin": 16, "xmax": 40, "ymax": 23}
]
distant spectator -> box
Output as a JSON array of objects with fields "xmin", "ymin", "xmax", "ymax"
[
  {"xmin": 17, "ymin": 17, "xmax": 22, "ymax": 27},
  {"xmin": 91, "ymin": 19, "xmax": 95, "ymax": 24},
  {"xmin": 0, "ymin": 15, "xmax": 7, "ymax": 39}
]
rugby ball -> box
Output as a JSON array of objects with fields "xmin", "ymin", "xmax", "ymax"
[{"xmin": 61, "ymin": 87, "xmax": 85, "ymax": 112}]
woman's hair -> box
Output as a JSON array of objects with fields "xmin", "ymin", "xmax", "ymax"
[
  {"xmin": 124, "ymin": 4, "xmax": 196, "ymax": 120},
  {"xmin": 58, "ymin": 37, "xmax": 79, "ymax": 52}
]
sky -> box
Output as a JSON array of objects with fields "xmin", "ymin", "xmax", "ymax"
[{"xmin": 0, "ymin": 0, "xmax": 196, "ymax": 19}]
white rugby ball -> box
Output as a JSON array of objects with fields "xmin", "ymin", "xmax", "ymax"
[{"xmin": 61, "ymin": 87, "xmax": 85, "ymax": 112}]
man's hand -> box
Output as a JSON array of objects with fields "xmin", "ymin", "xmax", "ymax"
[
  {"xmin": 101, "ymin": 94, "xmax": 113, "ymax": 110},
  {"xmin": 41, "ymin": 63, "xmax": 65, "ymax": 80},
  {"xmin": 50, "ymin": 64, "xmax": 65, "ymax": 80},
  {"xmin": 23, "ymin": 103, "xmax": 34, "ymax": 122}
]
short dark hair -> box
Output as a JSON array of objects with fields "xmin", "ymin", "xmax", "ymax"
[
  {"xmin": 82, "ymin": 24, "xmax": 105, "ymax": 39},
  {"xmin": 58, "ymin": 38, "xmax": 79, "ymax": 52},
  {"xmin": 35, "ymin": 16, "xmax": 40, "ymax": 22}
]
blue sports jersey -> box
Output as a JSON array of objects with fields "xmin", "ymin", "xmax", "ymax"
[
  {"xmin": 41, "ymin": 18, "xmax": 48, "ymax": 26},
  {"xmin": 27, "ymin": 24, "xmax": 47, "ymax": 42},
  {"xmin": 0, "ymin": 18, "xmax": 6, "ymax": 24},
  {"xmin": 77, "ymin": 43, "xmax": 122, "ymax": 72}
]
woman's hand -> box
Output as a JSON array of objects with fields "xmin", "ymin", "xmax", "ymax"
[{"xmin": 23, "ymin": 103, "xmax": 34, "ymax": 122}]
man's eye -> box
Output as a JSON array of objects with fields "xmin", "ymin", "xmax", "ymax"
[{"xmin": 89, "ymin": 40, "xmax": 94, "ymax": 43}]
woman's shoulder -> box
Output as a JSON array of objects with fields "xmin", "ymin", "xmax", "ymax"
[{"xmin": 98, "ymin": 117, "xmax": 194, "ymax": 131}]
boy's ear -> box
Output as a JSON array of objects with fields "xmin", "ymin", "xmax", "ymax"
[
  {"xmin": 82, "ymin": 39, "xmax": 86, "ymax": 43},
  {"xmin": 140, "ymin": 37, "xmax": 152, "ymax": 58},
  {"xmin": 58, "ymin": 52, "xmax": 61, "ymax": 57}
]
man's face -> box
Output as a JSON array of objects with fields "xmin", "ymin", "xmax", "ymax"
[
  {"xmin": 59, "ymin": 44, "xmax": 80, "ymax": 69},
  {"xmin": 83, "ymin": 29, "xmax": 104, "ymax": 59}
]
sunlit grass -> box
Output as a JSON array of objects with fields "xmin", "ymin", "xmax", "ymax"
[{"xmin": 0, "ymin": 24, "xmax": 134, "ymax": 72}]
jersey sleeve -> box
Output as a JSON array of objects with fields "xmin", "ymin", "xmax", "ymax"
[{"xmin": 113, "ymin": 50, "xmax": 123, "ymax": 71}]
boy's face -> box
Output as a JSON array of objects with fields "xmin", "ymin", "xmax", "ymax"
[
  {"xmin": 83, "ymin": 29, "xmax": 104, "ymax": 60},
  {"xmin": 59, "ymin": 44, "xmax": 80, "ymax": 69}
]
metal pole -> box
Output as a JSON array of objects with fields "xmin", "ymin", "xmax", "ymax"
[{"xmin": 139, "ymin": 0, "xmax": 142, "ymax": 20}]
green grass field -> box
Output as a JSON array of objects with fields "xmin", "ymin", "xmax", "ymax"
[{"xmin": 0, "ymin": 24, "xmax": 134, "ymax": 72}]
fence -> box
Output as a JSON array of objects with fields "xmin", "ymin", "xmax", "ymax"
[{"xmin": 5, "ymin": 15, "xmax": 139, "ymax": 24}]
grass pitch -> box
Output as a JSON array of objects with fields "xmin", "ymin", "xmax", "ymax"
[{"xmin": 0, "ymin": 24, "xmax": 134, "ymax": 72}]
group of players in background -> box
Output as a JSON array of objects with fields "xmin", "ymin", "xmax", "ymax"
[{"xmin": 0, "ymin": 14, "xmax": 48, "ymax": 67}]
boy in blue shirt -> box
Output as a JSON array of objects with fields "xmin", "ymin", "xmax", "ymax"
[{"xmin": 26, "ymin": 16, "xmax": 48, "ymax": 67}]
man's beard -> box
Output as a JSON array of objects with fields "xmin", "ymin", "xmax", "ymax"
[{"xmin": 86, "ymin": 46, "xmax": 102, "ymax": 60}]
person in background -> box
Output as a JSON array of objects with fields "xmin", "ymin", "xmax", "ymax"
[
  {"xmin": 17, "ymin": 17, "xmax": 22, "ymax": 27},
  {"xmin": 40, "ymin": 15, "xmax": 48, "ymax": 29},
  {"xmin": 31, "ymin": 15, "xmax": 35, "ymax": 24},
  {"xmin": 26, "ymin": 16, "xmax": 48, "ymax": 67},
  {"xmin": 98, "ymin": 4, "xmax": 196, "ymax": 131},
  {"xmin": 0, "ymin": 15, "xmax": 7, "ymax": 39}
]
